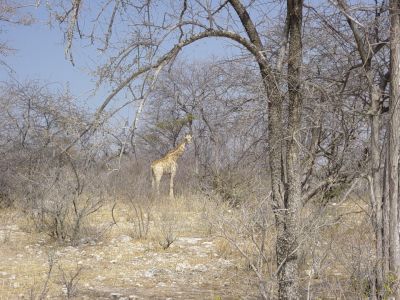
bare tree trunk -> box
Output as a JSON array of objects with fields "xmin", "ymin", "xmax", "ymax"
[
  {"xmin": 335, "ymin": 1, "xmax": 387, "ymax": 296},
  {"xmin": 266, "ymin": 83, "xmax": 287, "ymax": 297},
  {"xmin": 275, "ymin": 0, "xmax": 304, "ymax": 298},
  {"xmin": 383, "ymin": 152, "xmax": 391, "ymax": 282},
  {"xmin": 369, "ymin": 84, "xmax": 384, "ymax": 299},
  {"xmin": 388, "ymin": 0, "xmax": 400, "ymax": 297},
  {"xmin": 225, "ymin": 2, "xmax": 297, "ymax": 297}
]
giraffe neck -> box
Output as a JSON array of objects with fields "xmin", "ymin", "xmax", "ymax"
[{"xmin": 166, "ymin": 141, "xmax": 187, "ymax": 160}]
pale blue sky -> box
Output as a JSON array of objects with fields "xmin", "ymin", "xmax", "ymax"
[
  {"xmin": 0, "ymin": 5, "xmax": 109, "ymax": 109},
  {"xmin": 0, "ymin": 4, "xmax": 240, "ymax": 115}
]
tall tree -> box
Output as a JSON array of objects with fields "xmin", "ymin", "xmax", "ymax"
[
  {"xmin": 388, "ymin": 0, "xmax": 400, "ymax": 297},
  {"xmin": 276, "ymin": 0, "xmax": 303, "ymax": 297},
  {"xmin": 334, "ymin": 0, "xmax": 389, "ymax": 296},
  {"xmin": 52, "ymin": 0, "xmax": 305, "ymax": 297}
]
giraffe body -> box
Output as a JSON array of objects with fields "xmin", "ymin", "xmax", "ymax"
[{"xmin": 151, "ymin": 134, "xmax": 192, "ymax": 198}]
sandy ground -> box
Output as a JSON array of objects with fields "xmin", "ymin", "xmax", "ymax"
[{"xmin": 0, "ymin": 200, "xmax": 259, "ymax": 299}]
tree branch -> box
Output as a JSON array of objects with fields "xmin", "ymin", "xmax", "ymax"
[{"xmin": 61, "ymin": 28, "xmax": 269, "ymax": 153}]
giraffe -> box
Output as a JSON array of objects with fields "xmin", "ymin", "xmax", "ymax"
[{"xmin": 151, "ymin": 134, "xmax": 192, "ymax": 198}]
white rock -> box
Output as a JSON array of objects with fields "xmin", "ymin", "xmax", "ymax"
[
  {"xmin": 156, "ymin": 282, "xmax": 166, "ymax": 287},
  {"xmin": 119, "ymin": 235, "xmax": 132, "ymax": 243},
  {"xmin": 144, "ymin": 268, "xmax": 158, "ymax": 277},
  {"xmin": 110, "ymin": 293, "xmax": 122, "ymax": 300},
  {"xmin": 218, "ymin": 258, "xmax": 233, "ymax": 267},
  {"xmin": 178, "ymin": 237, "xmax": 202, "ymax": 245},
  {"xmin": 193, "ymin": 264, "xmax": 207, "ymax": 272},
  {"xmin": 176, "ymin": 262, "xmax": 191, "ymax": 272}
]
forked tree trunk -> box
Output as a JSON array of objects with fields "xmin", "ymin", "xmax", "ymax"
[
  {"xmin": 219, "ymin": 1, "xmax": 304, "ymax": 297},
  {"xmin": 388, "ymin": 0, "xmax": 400, "ymax": 297},
  {"xmin": 272, "ymin": 0, "xmax": 304, "ymax": 298}
]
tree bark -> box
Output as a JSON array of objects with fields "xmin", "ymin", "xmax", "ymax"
[
  {"xmin": 335, "ymin": 1, "xmax": 387, "ymax": 296},
  {"xmin": 383, "ymin": 152, "xmax": 391, "ymax": 284},
  {"xmin": 369, "ymin": 83, "xmax": 384, "ymax": 299},
  {"xmin": 276, "ymin": 0, "xmax": 303, "ymax": 298},
  {"xmin": 388, "ymin": 0, "xmax": 400, "ymax": 297},
  {"xmin": 227, "ymin": 1, "xmax": 302, "ymax": 297}
]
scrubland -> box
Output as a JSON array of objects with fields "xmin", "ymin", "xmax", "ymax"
[{"xmin": 0, "ymin": 173, "xmax": 374, "ymax": 299}]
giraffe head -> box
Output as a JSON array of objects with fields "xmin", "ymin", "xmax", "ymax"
[{"xmin": 184, "ymin": 134, "xmax": 192, "ymax": 144}]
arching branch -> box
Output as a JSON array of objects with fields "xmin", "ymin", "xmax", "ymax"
[{"xmin": 62, "ymin": 28, "xmax": 272, "ymax": 153}]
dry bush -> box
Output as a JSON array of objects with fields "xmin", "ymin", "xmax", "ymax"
[
  {"xmin": 0, "ymin": 81, "xmax": 88, "ymax": 205},
  {"xmin": 320, "ymin": 216, "xmax": 375, "ymax": 298},
  {"xmin": 0, "ymin": 176, "xmax": 13, "ymax": 208},
  {"xmin": 106, "ymin": 158, "xmax": 153, "ymax": 201},
  {"xmin": 198, "ymin": 161, "xmax": 268, "ymax": 208},
  {"xmin": 0, "ymin": 81, "xmax": 119, "ymax": 245},
  {"xmin": 205, "ymin": 191, "xmax": 276, "ymax": 299},
  {"xmin": 126, "ymin": 199, "xmax": 152, "ymax": 239},
  {"xmin": 11, "ymin": 160, "xmax": 108, "ymax": 245},
  {"xmin": 21, "ymin": 165, "xmax": 105, "ymax": 244},
  {"xmin": 56, "ymin": 264, "xmax": 84, "ymax": 299},
  {"xmin": 201, "ymin": 174, "xmax": 368, "ymax": 298},
  {"xmin": 28, "ymin": 253, "xmax": 55, "ymax": 300},
  {"xmin": 0, "ymin": 209, "xmax": 17, "ymax": 244},
  {"xmin": 26, "ymin": 254, "xmax": 84, "ymax": 300},
  {"xmin": 205, "ymin": 184, "xmax": 376, "ymax": 299},
  {"xmin": 157, "ymin": 210, "xmax": 178, "ymax": 249},
  {"xmin": 104, "ymin": 160, "xmax": 155, "ymax": 239},
  {"xmin": 294, "ymin": 190, "xmax": 377, "ymax": 299}
]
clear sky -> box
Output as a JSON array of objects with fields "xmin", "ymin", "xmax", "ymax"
[
  {"xmin": 0, "ymin": 4, "xmax": 240, "ymax": 116},
  {"xmin": 0, "ymin": 5, "xmax": 105, "ymax": 108}
]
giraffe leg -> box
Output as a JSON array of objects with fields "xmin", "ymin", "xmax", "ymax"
[
  {"xmin": 169, "ymin": 169, "xmax": 176, "ymax": 199},
  {"xmin": 151, "ymin": 168, "xmax": 155, "ymax": 190},
  {"xmin": 155, "ymin": 172, "xmax": 162, "ymax": 195}
]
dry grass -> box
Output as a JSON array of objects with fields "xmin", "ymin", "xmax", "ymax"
[
  {"xmin": 0, "ymin": 194, "xmax": 259, "ymax": 299},
  {"xmin": 0, "ymin": 190, "xmax": 376, "ymax": 299}
]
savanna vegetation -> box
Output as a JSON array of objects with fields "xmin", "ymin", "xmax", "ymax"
[{"xmin": 0, "ymin": 0, "xmax": 400, "ymax": 299}]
